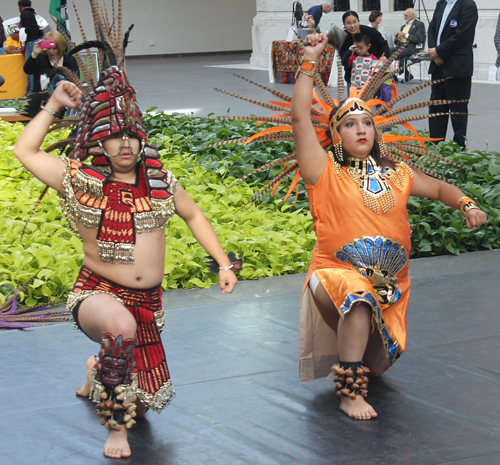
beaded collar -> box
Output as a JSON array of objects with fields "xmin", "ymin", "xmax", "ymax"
[
  {"xmin": 343, "ymin": 156, "xmax": 411, "ymax": 214},
  {"xmin": 60, "ymin": 156, "xmax": 177, "ymax": 264}
]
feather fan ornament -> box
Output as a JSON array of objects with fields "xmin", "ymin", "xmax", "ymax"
[{"xmin": 0, "ymin": 276, "xmax": 70, "ymax": 330}]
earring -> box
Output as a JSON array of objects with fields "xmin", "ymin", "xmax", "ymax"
[
  {"xmin": 334, "ymin": 140, "xmax": 343, "ymax": 162},
  {"xmin": 378, "ymin": 140, "xmax": 389, "ymax": 158}
]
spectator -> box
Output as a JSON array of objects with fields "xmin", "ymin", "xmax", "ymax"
[
  {"xmin": 23, "ymin": 30, "xmax": 79, "ymax": 93},
  {"xmin": 5, "ymin": 26, "xmax": 23, "ymax": 54},
  {"xmin": 307, "ymin": 2, "xmax": 333, "ymax": 31},
  {"xmin": 342, "ymin": 34, "xmax": 378, "ymax": 89},
  {"xmin": 19, "ymin": 0, "xmax": 44, "ymax": 94},
  {"xmin": 394, "ymin": 8, "xmax": 426, "ymax": 82},
  {"xmin": 368, "ymin": 10, "xmax": 386, "ymax": 39},
  {"xmin": 342, "ymin": 33, "xmax": 392, "ymax": 103},
  {"xmin": 339, "ymin": 10, "xmax": 389, "ymax": 85},
  {"xmin": 427, "ymin": 0, "xmax": 478, "ymax": 149}
]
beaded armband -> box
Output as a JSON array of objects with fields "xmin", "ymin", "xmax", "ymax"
[
  {"xmin": 295, "ymin": 57, "xmax": 318, "ymax": 78},
  {"xmin": 457, "ymin": 197, "xmax": 479, "ymax": 216}
]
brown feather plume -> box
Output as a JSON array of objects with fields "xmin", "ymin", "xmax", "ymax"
[
  {"xmin": 51, "ymin": 67, "xmax": 86, "ymax": 92},
  {"xmin": 72, "ymin": 1, "xmax": 96, "ymax": 87},
  {"xmin": 214, "ymin": 88, "xmax": 292, "ymax": 114},
  {"xmin": 386, "ymin": 151, "xmax": 456, "ymax": 185},
  {"xmin": 203, "ymin": 132, "xmax": 295, "ymax": 150},
  {"xmin": 237, "ymin": 163, "xmax": 299, "ymax": 211},
  {"xmin": 218, "ymin": 115, "xmax": 325, "ymax": 129},
  {"xmin": 361, "ymin": 43, "xmax": 407, "ymax": 101},
  {"xmin": 392, "ymin": 142, "xmax": 470, "ymax": 170},
  {"xmin": 314, "ymin": 73, "xmax": 334, "ymax": 108},
  {"xmin": 233, "ymin": 74, "xmax": 293, "ymax": 103},
  {"xmin": 376, "ymin": 112, "xmax": 467, "ymax": 130},
  {"xmin": 20, "ymin": 186, "xmax": 49, "ymax": 241},
  {"xmin": 387, "ymin": 145, "xmax": 447, "ymax": 171},
  {"xmin": 382, "ymin": 100, "xmax": 469, "ymax": 118},
  {"xmin": 219, "ymin": 116, "xmax": 292, "ymax": 125},
  {"xmin": 374, "ymin": 78, "xmax": 450, "ymax": 115},
  {"xmin": 229, "ymin": 152, "xmax": 297, "ymax": 188},
  {"xmin": 43, "ymin": 138, "xmax": 77, "ymax": 152},
  {"xmin": 336, "ymin": 51, "xmax": 345, "ymax": 101}
]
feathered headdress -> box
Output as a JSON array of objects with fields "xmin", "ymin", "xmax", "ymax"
[
  {"xmin": 22, "ymin": 0, "xmax": 171, "ymax": 193},
  {"xmin": 206, "ymin": 46, "xmax": 469, "ymax": 207}
]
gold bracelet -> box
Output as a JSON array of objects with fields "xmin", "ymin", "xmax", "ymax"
[
  {"xmin": 40, "ymin": 104, "xmax": 57, "ymax": 117},
  {"xmin": 295, "ymin": 57, "xmax": 318, "ymax": 78},
  {"xmin": 457, "ymin": 196, "xmax": 480, "ymax": 216}
]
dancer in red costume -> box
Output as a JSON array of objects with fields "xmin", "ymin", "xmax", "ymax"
[{"xmin": 14, "ymin": 2, "xmax": 239, "ymax": 457}]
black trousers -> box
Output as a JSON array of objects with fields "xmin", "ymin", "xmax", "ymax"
[{"xmin": 429, "ymin": 67, "xmax": 472, "ymax": 149}]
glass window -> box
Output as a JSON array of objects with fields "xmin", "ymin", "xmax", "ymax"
[
  {"xmin": 334, "ymin": 0, "xmax": 351, "ymax": 12},
  {"xmin": 363, "ymin": 0, "xmax": 381, "ymax": 11},
  {"xmin": 394, "ymin": 0, "xmax": 414, "ymax": 11}
]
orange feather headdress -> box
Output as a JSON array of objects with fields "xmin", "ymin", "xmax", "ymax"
[{"xmin": 207, "ymin": 48, "xmax": 469, "ymax": 207}]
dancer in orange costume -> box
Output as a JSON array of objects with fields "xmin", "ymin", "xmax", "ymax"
[{"xmin": 293, "ymin": 33, "xmax": 486, "ymax": 420}]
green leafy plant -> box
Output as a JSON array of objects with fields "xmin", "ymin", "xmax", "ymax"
[
  {"xmin": 1, "ymin": 114, "xmax": 498, "ymax": 306},
  {"xmin": 0, "ymin": 99, "xmax": 25, "ymax": 112},
  {"xmin": 0, "ymin": 120, "xmax": 314, "ymax": 305}
]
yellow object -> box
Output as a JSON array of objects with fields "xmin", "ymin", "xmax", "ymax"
[
  {"xmin": 399, "ymin": 23, "xmax": 412, "ymax": 44},
  {"xmin": 0, "ymin": 54, "xmax": 27, "ymax": 99},
  {"xmin": 5, "ymin": 36, "xmax": 22, "ymax": 50}
]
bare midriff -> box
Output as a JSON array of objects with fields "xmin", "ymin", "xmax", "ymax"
[{"xmin": 77, "ymin": 220, "xmax": 167, "ymax": 289}]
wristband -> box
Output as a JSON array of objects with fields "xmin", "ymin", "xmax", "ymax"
[
  {"xmin": 40, "ymin": 104, "xmax": 57, "ymax": 116},
  {"xmin": 295, "ymin": 57, "xmax": 318, "ymax": 78},
  {"xmin": 218, "ymin": 264, "xmax": 234, "ymax": 272},
  {"xmin": 205, "ymin": 251, "xmax": 243, "ymax": 274},
  {"xmin": 457, "ymin": 196, "xmax": 479, "ymax": 216}
]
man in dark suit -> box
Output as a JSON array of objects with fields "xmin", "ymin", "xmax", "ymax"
[
  {"xmin": 427, "ymin": 0, "xmax": 478, "ymax": 149},
  {"xmin": 395, "ymin": 8, "xmax": 426, "ymax": 58},
  {"xmin": 395, "ymin": 8, "xmax": 426, "ymax": 82}
]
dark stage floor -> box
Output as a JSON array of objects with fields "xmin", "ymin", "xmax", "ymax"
[{"xmin": 2, "ymin": 250, "xmax": 500, "ymax": 465}]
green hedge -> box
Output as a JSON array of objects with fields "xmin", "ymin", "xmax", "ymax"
[
  {"xmin": 0, "ymin": 119, "xmax": 315, "ymax": 306},
  {"xmin": 1, "ymin": 112, "xmax": 499, "ymax": 306}
]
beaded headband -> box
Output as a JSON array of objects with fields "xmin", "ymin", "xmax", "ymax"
[{"xmin": 330, "ymin": 97, "xmax": 374, "ymax": 144}]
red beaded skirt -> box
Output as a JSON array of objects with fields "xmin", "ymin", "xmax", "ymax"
[{"xmin": 67, "ymin": 266, "xmax": 175, "ymax": 412}]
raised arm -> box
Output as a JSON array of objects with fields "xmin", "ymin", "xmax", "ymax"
[
  {"xmin": 292, "ymin": 33, "xmax": 329, "ymax": 186},
  {"xmin": 411, "ymin": 168, "xmax": 487, "ymax": 229},
  {"xmin": 13, "ymin": 81, "xmax": 82, "ymax": 194},
  {"xmin": 173, "ymin": 185, "xmax": 238, "ymax": 293}
]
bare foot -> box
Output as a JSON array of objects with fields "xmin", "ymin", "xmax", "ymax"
[
  {"xmin": 339, "ymin": 395, "xmax": 378, "ymax": 420},
  {"xmin": 76, "ymin": 356, "xmax": 95, "ymax": 397},
  {"xmin": 103, "ymin": 425, "xmax": 131, "ymax": 459},
  {"xmin": 135, "ymin": 399, "xmax": 149, "ymax": 418}
]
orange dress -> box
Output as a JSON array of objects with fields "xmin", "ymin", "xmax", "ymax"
[{"xmin": 299, "ymin": 154, "xmax": 414, "ymax": 381}]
